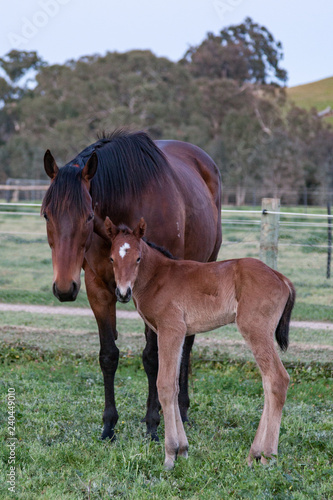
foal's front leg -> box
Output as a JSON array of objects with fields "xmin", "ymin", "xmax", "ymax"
[
  {"xmin": 156, "ymin": 326, "xmax": 188, "ymax": 470},
  {"xmin": 142, "ymin": 327, "xmax": 194, "ymax": 440}
]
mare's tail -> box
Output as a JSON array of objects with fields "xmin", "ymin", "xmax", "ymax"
[{"xmin": 275, "ymin": 276, "xmax": 296, "ymax": 352}]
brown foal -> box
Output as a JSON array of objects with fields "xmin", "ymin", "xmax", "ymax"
[{"xmin": 105, "ymin": 218, "xmax": 295, "ymax": 470}]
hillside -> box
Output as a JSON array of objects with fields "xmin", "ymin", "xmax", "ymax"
[{"xmin": 287, "ymin": 76, "xmax": 333, "ymax": 124}]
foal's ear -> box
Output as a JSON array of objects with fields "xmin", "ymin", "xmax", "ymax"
[
  {"xmin": 44, "ymin": 150, "xmax": 59, "ymax": 180},
  {"xmin": 104, "ymin": 217, "xmax": 119, "ymax": 240},
  {"xmin": 133, "ymin": 218, "xmax": 146, "ymax": 239},
  {"xmin": 82, "ymin": 152, "xmax": 98, "ymax": 183}
]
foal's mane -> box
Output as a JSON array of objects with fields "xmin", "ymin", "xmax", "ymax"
[
  {"xmin": 143, "ymin": 238, "xmax": 178, "ymax": 260},
  {"xmin": 42, "ymin": 129, "xmax": 173, "ymax": 217}
]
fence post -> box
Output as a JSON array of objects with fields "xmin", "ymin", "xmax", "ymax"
[
  {"xmin": 260, "ymin": 198, "xmax": 280, "ymax": 269},
  {"xmin": 327, "ymin": 199, "xmax": 332, "ymax": 279}
]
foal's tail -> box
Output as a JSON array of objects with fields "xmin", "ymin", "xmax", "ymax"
[{"xmin": 275, "ymin": 276, "xmax": 296, "ymax": 352}]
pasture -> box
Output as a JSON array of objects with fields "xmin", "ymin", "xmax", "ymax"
[{"xmin": 0, "ymin": 206, "xmax": 332, "ymax": 498}]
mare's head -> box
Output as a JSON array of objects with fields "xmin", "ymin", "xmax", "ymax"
[
  {"xmin": 105, "ymin": 217, "xmax": 146, "ymax": 303},
  {"xmin": 42, "ymin": 150, "xmax": 98, "ymax": 301}
]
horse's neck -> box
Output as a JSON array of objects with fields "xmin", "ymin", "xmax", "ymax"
[{"xmin": 134, "ymin": 241, "xmax": 168, "ymax": 295}]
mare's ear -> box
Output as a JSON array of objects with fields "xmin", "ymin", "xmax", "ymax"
[
  {"xmin": 44, "ymin": 150, "xmax": 59, "ymax": 180},
  {"xmin": 104, "ymin": 217, "xmax": 119, "ymax": 240},
  {"xmin": 133, "ymin": 217, "xmax": 146, "ymax": 239},
  {"xmin": 82, "ymin": 152, "xmax": 98, "ymax": 183}
]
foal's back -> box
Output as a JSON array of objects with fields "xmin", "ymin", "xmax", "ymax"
[{"xmin": 153, "ymin": 257, "xmax": 290, "ymax": 336}]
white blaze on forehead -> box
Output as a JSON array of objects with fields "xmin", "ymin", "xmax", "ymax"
[{"xmin": 119, "ymin": 242, "xmax": 130, "ymax": 258}]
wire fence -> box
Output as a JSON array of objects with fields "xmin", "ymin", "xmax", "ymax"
[{"xmin": 0, "ymin": 202, "xmax": 332, "ymax": 302}]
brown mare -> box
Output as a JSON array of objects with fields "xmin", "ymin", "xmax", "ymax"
[
  {"xmin": 105, "ymin": 218, "xmax": 296, "ymax": 470},
  {"xmin": 41, "ymin": 130, "xmax": 222, "ymax": 442}
]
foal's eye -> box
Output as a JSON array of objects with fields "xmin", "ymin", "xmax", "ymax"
[
  {"xmin": 136, "ymin": 257, "xmax": 141, "ymax": 263},
  {"xmin": 110, "ymin": 257, "xmax": 114, "ymax": 263},
  {"xmin": 86, "ymin": 213, "xmax": 94, "ymax": 223}
]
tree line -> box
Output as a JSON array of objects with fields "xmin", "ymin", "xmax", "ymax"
[{"xmin": 0, "ymin": 17, "xmax": 332, "ymax": 205}]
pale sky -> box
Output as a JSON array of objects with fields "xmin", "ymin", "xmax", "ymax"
[{"xmin": 0, "ymin": 0, "xmax": 332, "ymax": 87}]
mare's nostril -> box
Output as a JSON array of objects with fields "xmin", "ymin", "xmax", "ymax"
[
  {"xmin": 52, "ymin": 282, "xmax": 59, "ymax": 299},
  {"xmin": 52, "ymin": 281, "xmax": 79, "ymax": 302}
]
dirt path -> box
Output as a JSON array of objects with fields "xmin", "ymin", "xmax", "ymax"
[{"xmin": 0, "ymin": 303, "xmax": 333, "ymax": 330}]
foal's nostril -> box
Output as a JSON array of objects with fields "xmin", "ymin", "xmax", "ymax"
[{"xmin": 115, "ymin": 286, "xmax": 132, "ymax": 303}]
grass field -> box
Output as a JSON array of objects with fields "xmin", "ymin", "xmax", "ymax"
[
  {"xmin": 286, "ymin": 76, "xmax": 333, "ymax": 125},
  {"xmin": 0, "ymin": 341, "xmax": 332, "ymax": 499},
  {"xmin": 0, "ymin": 206, "xmax": 332, "ymax": 498}
]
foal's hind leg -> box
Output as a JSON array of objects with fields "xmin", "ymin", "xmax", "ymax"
[{"xmin": 237, "ymin": 315, "xmax": 289, "ymax": 465}]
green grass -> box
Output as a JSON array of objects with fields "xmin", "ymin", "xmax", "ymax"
[
  {"xmin": 0, "ymin": 344, "xmax": 332, "ymax": 499},
  {"xmin": 0, "ymin": 206, "xmax": 332, "ymax": 497},
  {"xmin": 286, "ymin": 76, "xmax": 333, "ymax": 125}
]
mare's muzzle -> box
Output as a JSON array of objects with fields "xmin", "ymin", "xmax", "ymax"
[
  {"xmin": 53, "ymin": 281, "xmax": 80, "ymax": 302},
  {"xmin": 115, "ymin": 286, "xmax": 132, "ymax": 303}
]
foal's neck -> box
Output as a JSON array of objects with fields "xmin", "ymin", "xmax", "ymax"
[{"xmin": 134, "ymin": 240, "xmax": 170, "ymax": 293}]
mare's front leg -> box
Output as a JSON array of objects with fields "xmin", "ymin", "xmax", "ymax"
[
  {"xmin": 142, "ymin": 325, "xmax": 160, "ymax": 441},
  {"xmin": 85, "ymin": 265, "xmax": 119, "ymax": 441}
]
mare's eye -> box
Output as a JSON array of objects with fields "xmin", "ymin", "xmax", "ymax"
[
  {"xmin": 43, "ymin": 212, "xmax": 49, "ymax": 222},
  {"xmin": 86, "ymin": 213, "xmax": 94, "ymax": 223},
  {"xmin": 137, "ymin": 257, "xmax": 141, "ymax": 263},
  {"xmin": 110, "ymin": 257, "xmax": 114, "ymax": 263}
]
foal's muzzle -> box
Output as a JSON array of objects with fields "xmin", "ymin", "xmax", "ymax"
[{"xmin": 115, "ymin": 286, "xmax": 132, "ymax": 303}]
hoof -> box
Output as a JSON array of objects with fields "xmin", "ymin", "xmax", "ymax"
[
  {"xmin": 101, "ymin": 427, "xmax": 116, "ymax": 442},
  {"xmin": 164, "ymin": 458, "xmax": 175, "ymax": 471},
  {"xmin": 247, "ymin": 452, "xmax": 276, "ymax": 466},
  {"xmin": 146, "ymin": 431, "xmax": 159, "ymax": 442},
  {"xmin": 180, "ymin": 413, "xmax": 189, "ymax": 424},
  {"xmin": 178, "ymin": 446, "xmax": 189, "ymax": 459},
  {"xmin": 247, "ymin": 452, "xmax": 261, "ymax": 467}
]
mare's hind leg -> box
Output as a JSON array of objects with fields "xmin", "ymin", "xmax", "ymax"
[
  {"xmin": 142, "ymin": 327, "xmax": 194, "ymax": 439},
  {"xmin": 237, "ymin": 315, "xmax": 289, "ymax": 465},
  {"xmin": 178, "ymin": 335, "xmax": 195, "ymax": 423}
]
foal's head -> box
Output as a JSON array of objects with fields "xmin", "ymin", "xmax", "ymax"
[{"xmin": 105, "ymin": 217, "xmax": 146, "ymax": 303}]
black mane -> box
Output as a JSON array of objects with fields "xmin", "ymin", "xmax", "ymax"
[
  {"xmin": 81, "ymin": 129, "xmax": 171, "ymax": 216},
  {"xmin": 143, "ymin": 238, "xmax": 178, "ymax": 260},
  {"xmin": 42, "ymin": 130, "xmax": 172, "ymax": 217}
]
